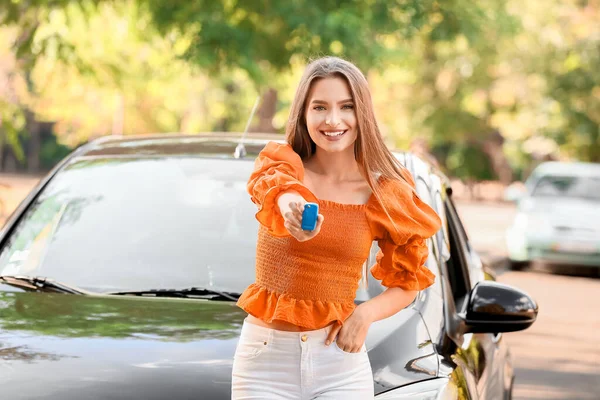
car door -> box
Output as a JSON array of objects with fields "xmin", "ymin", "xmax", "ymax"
[{"xmin": 445, "ymin": 198, "xmax": 508, "ymax": 400}]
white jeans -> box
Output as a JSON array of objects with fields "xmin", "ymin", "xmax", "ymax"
[{"xmin": 231, "ymin": 319, "xmax": 374, "ymax": 399}]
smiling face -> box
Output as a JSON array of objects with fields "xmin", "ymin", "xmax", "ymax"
[{"xmin": 304, "ymin": 76, "xmax": 358, "ymax": 154}]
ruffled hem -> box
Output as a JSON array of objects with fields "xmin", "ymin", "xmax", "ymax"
[
  {"xmin": 370, "ymin": 263, "xmax": 435, "ymax": 291},
  {"xmin": 236, "ymin": 283, "xmax": 356, "ymax": 330},
  {"xmin": 256, "ymin": 182, "xmax": 318, "ymax": 237}
]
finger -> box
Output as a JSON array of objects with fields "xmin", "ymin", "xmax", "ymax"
[
  {"xmin": 325, "ymin": 324, "xmax": 341, "ymax": 346},
  {"xmin": 284, "ymin": 220, "xmax": 301, "ymax": 233},
  {"xmin": 315, "ymin": 214, "xmax": 324, "ymax": 229},
  {"xmin": 288, "ymin": 225, "xmax": 311, "ymax": 242},
  {"xmin": 285, "ymin": 221, "xmax": 302, "ymax": 234},
  {"xmin": 309, "ymin": 214, "xmax": 325, "ymax": 236},
  {"xmin": 292, "ymin": 202, "xmax": 303, "ymax": 220},
  {"xmin": 289, "ymin": 201, "xmax": 297, "ymax": 213},
  {"xmin": 284, "ymin": 212, "xmax": 301, "ymax": 226},
  {"xmin": 284, "ymin": 216, "xmax": 302, "ymax": 230}
]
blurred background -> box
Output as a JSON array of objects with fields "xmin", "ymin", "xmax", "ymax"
[{"xmin": 0, "ymin": 1, "xmax": 599, "ymax": 399}]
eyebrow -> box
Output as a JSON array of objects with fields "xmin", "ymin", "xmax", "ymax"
[{"xmin": 310, "ymin": 98, "xmax": 354, "ymax": 105}]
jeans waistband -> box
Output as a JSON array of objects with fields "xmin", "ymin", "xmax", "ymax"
[{"xmin": 242, "ymin": 318, "xmax": 332, "ymax": 343}]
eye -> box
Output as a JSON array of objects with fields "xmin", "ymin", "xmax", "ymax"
[
  {"xmin": 313, "ymin": 106, "xmax": 326, "ymax": 111},
  {"xmin": 342, "ymin": 104, "xmax": 354, "ymax": 110}
]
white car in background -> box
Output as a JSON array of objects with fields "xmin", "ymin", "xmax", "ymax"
[{"xmin": 505, "ymin": 161, "xmax": 600, "ymax": 271}]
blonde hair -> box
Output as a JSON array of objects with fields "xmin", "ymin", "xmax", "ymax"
[{"xmin": 285, "ymin": 56, "xmax": 412, "ymax": 216}]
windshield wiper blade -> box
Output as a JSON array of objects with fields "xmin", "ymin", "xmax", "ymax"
[
  {"xmin": 109, "ymin": 287, "xmax": 240, "ymax": 302},
  {"xmin": 0, "ymin": 275, "xmax": 88, "ymax": 295}
]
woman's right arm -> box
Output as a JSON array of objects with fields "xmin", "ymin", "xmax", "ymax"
[{"xmin": 247, "ymin": 142, "xmax": 322, "ymax": 239}]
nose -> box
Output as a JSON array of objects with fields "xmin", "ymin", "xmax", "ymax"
[{"xmin": 326, "ymin": 109, "xmax": 341, "ymax": 127}]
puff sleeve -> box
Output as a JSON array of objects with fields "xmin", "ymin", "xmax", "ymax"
[
  {"xmin": 247, "ymin": 141, "xmax": 318, "ymax": 237},
  {"xmin": 366, "ymin": 172, "xmax": 442, "ymax": 291}
]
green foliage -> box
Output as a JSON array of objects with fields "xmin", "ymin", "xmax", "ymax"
[
  {"xmin": 141, "ymin": 0, "xmax": 492, "ymax": 83},
  {"xmin": 0, "ymin": 0, "xmax": 105, "ymax": 72},
  {"xmin": 0, "ymin": 101, "xmax": 26, "ymax": 161},
  {"xmin": 487, "ymin": 0, "xmax": 600, "ymax": 164},
  {"xmin": 39, "ymin": 136, "xmax": 72, "ymax": 169},
  {"xmin": 546, "ymin": 44, "xmax": 600, "ymax": 161},
  {"xmin": 1, "ymin": 1, "xmax": 259, "ymax": 148},
  {"xmin": 434, "ymin": 141, "xmax": 496, "ymax": 181}
]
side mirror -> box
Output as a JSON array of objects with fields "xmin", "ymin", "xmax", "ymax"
[
  {"xmin": 463, "ymin": 281, "xmax": 538, "ymax": 334},
  {"xmin": 503, "ymin": 184, "xmax": 526, "ymax": 202}
]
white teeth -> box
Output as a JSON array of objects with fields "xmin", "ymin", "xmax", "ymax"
[{"xmin": 322, "ymin": 130, "xmax": 345, "ymax": 137}]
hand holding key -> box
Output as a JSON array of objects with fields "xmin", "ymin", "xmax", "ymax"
[{"xmin": 277, "ymin": 192, "xmax": 324, "ymax": 242}]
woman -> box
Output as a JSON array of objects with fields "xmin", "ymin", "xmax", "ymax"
[{"xmin": 232, "ymin": 56, "xmax": 441, "ymax": 399}]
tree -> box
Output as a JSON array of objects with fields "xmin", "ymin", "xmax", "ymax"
[
  {"xmin": 0, "ymin": 1, "xmax": 103, "ymax": 170},
  {"xmin": 542, "ymin": 1, "xmax": 600, "ymax": 162},
  {"xmin": 363, "ymin": 1, "xmax": 520, "ymax": 181},
  {"xmin": 1, "ymin": 1, "xmax": 249, "ymax": 155},
  {"xmin": 5, "ymin": 0, "xmax": 597, "ymax": 175},
  {"xmin": 142, "ymin": 0, "xmax": 433, "ymax": 80},
  {"xmin": 141, "ymin": 0, "xmax": 519, "ymax": 149}
]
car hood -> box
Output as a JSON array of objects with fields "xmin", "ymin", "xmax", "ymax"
[
  {"xmin": 0, "ymin": 289, "xmax": 247, "ymax": 400},
  {"xmin": 0, "ymin": 288, "xmax": 438, "ymax": 399},
  {"xmin": 520, "ymin": 197, "xmax": 600, "ymax": 232}
]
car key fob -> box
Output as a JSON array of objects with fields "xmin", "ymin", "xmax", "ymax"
[{"xmin": 301, "ymin": 202, "xmax": 319, "ymax": 231}]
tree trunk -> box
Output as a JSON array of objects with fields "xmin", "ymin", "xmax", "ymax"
[
  {"xmin": 4, "ymin": 152, "xmax": 18, "ymax": 173},
  {"xmin": 482, "ymin": 130, "xmax": 513, "ymax": 185},
  {"xmin": 26, "ymin": 110, "xmax": 41, "ymax": 173},
  {"xmin": 251, "ymin": 88, "xmax": 278, "ymax": 133}
]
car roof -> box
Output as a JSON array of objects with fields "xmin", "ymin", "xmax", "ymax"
[
  {"xmin": 531, "ymin": 161, "xmax": 600, "ymax": 178},
  {"xmin": 75, "ymin": 132, "xmax": 451, "ymax": 187},
  {"xmin": 78, "ymin": 133, "xmax": 284, "ymax": 158}
]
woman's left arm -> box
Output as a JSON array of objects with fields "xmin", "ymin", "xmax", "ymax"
[
  {"xmin": 325, "ymin": 288, "xmax": 417, "ymax": 352},
  {"xmin": 326, "ymin": 176, "xmax": 441, "ymax": 352}
]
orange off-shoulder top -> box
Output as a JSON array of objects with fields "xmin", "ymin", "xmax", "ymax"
[{"xmin": 236, "ymin": 141, "xmax": 442, "ymax": 330}]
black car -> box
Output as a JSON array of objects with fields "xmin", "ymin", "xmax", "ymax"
[{"xmin": 0, "ymin": 134, "xmax": 537, "ymax": 399}]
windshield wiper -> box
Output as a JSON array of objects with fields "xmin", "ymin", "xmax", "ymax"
[
  {"xmin": 109, "ymin": 287, "xmax": 240, "ymax": 302},
  {"xmin": 0, "ymin": 275, "xmax": 89, "ymax": 295},
  {"xmin": 0, "ymin": 276, "xmax": 240, "ymax": 301}
]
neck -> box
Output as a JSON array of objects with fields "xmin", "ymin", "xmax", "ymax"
[{"xmin": 310, "ymin": 147, "xmax": 361, "ymax": 181}]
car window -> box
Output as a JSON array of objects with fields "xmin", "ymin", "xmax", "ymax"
[
  {"xmin": 531, "ymin": 175, "xmax": 600, "ymax": 201},
  {"xmin": 0, "ymin": 156, "xmax": 259, "ymax": 294},
  {"xmin": 446, "ymin": 198, "xmax": 471, "ymax": 248},
  {"xmin": 443, "ymin": 199, "xmax": 471, "ymax": 306}
]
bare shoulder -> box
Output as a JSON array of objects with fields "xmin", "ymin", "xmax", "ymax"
[{"xmin": 354, "ymin": 178, "xmax": 373, "ymax": 200}]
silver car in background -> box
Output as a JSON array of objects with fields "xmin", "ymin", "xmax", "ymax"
[{"xmin": 506, "ymin": 161, "xmax": 600, "ymax": 271}]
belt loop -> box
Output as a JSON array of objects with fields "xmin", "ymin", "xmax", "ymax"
[{"xmin": 267, "ymin": 327, "xmax": 274, "ymax": 346}]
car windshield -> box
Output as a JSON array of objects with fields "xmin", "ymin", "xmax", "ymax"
[
  {"xmin": 0, "ymin": 156, "xmax": 259, "ymax": 294},
  {"xmin": 531, "ymin": 175, "xmax": 600, "ymax": 201}
]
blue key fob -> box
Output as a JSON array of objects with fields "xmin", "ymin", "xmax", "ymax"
[{"xmin": 301, "ymin": 202, "xmax": 319, "ymax": 231}]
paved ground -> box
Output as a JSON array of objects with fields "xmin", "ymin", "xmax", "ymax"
[
  {"xmin": 453, "ymin": 200, "xmax": 517, "ymax": 260},
  {"xmin": 455, "ymin": 201, "xmax": 600, "ymax": 400},
  {"xmin": 0, "ymin": 174, "xmax": 43, "ymax": 224},
  {"xmin": 499, "ymin": 269, "xmax": 600, "ymax": 400},
  {"xmin": 1, "ymin": 176, "xmax": 598, "ymax": 399}
]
